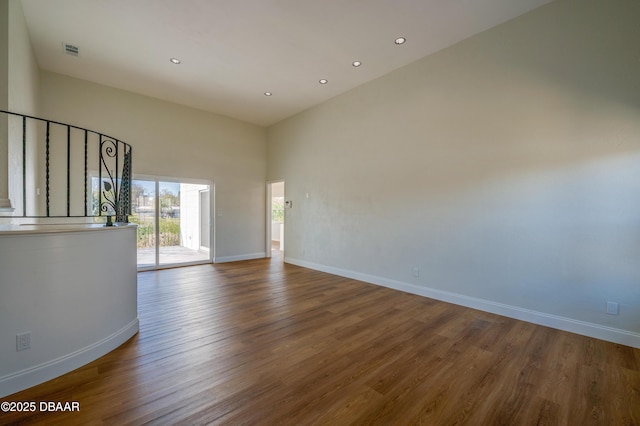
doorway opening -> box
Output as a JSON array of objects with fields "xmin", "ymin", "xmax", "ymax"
[
  {"xmin": 130, "ymin": 176, "xmax": 213, "ymax": 270},
  {"xmin": 267, "ymin": 181, "xmax": 285, "ymax": 260}
]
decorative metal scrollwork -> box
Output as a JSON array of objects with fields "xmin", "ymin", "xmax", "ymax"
[
  {"xmin": 100, "ymin": 137, "xmax": 132, "ymax": 224},
  {"xmin": 118, "ymin": 148, "xmax": 132, "ymax": 222}
]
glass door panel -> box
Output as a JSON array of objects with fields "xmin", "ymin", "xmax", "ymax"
[
  {"xmin": 157, "ymin": 181, "xmax": 211, "ymax": 267},
  {"xmin": 130, "ymin": 179, "xmax": 157, "ymax": 268},
  {"xmin": 158, "ymin": 181, "xmax": 181, "ymax": 266}
]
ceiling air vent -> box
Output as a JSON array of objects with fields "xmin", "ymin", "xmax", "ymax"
[{"xmin": 63, "ymin": 43, "xmax": 79, "ymax": 56}]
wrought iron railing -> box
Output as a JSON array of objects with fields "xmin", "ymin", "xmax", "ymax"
[{"xmin": 0, "ymin": 110, "xmax": 131, "ymax": 223}]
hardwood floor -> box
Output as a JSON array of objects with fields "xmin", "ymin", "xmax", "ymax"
[{"xmin": 3, "ymin": 258, "xmax": 639, "ymax": 425}]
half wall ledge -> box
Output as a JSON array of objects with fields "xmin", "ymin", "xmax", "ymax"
[{"xmin": 0, "ymin": 224, "xmax": 138, "ymax": 398}]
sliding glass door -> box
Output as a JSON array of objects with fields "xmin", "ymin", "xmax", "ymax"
[
  {"xmin": 131, "ymin": 179, "xmax": 157, "ymax": 268},
  {"xmin": 131, "ymin": 177, "xmax": 212, "ymax": 269}
]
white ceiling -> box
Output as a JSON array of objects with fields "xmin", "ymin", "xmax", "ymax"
[{"xmin": 20, "ymin": 0, "xmax": 552, "ymax": 127}]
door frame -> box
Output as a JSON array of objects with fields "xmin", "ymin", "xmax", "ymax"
[
  {"xmin": 266, "ymin": 180, "xmax": 285, "ymax": 258},
  {"xmin": 199, "ymin": 188, "xmax": 211, "ymax": 253}
]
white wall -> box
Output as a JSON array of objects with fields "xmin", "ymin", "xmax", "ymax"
[
  {"xmin": 39, "ymin": 71, "xmax": 267, "ymax": 260},
  {"xmin": 179, "ymin": 182, "xmax": 208, "ymax": 251},
  {"xmin": 267, "ymin": 0, "xmax": 640, "ymax": 346},
  {"xmin": 0, "ymin": 0, "xmax": 8, "ymax": 210},
  {"xmin": 7, "ymin": 0, "xmax": 39, "ymax": 216},
  {"xmin": 0, "ymin": 226, "xmax": 138, "ymax": 397},
  {"xmin": 0, "ymin": 0, "xmax": 40, "ymax": 214},
  {"xmin": 271, "ymin": 222, "xmax": 282, "ymax": 242},
  {"xmin": 6, "ymin": 0, "xmax": 38, "ymax": 116}
]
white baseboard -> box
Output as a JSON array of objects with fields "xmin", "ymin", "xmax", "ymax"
[
  {"xmin": 215, "ymin": 252, "xmax": 266, "ymax": 263},
  {"xmin": 285, "ymin": 257, "xmax": 640, "ymax": 349},
  {"xmin": 0, "ymin": 319, "xmax": 139, "ymax": 398}
]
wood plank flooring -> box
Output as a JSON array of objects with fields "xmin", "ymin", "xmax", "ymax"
[{"xmin": 3, "ymin": 258, "xmax": 639, "ymax": 425}]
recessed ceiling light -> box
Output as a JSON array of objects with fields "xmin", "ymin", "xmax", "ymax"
[
  {"xmin": 352, "ymin": 61, "xmax": 362, "ymax": 67},
  {"xmin": 319, "ymin": 79, "xmax": 328, "ymax": 84},
  {"xmin": 264, "ymin": 92, "xmax": 272, "ymax": 96},
  {"xmin": 394, "ymin": 37, "xmax": 406, "ymax": 45},
  {"xmin": 170, "ymin": 58, "xmax": 181, "ymax": 64}
]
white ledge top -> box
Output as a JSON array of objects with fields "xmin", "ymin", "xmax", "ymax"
[{"xmin": 0, "ymin": 223, "xmax": 137, "ymax": 235}]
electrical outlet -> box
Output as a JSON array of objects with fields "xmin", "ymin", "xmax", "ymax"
[
  {"xmin": 606, "ymin": 301, "xmax": 619, "ymax": 315},
  {"xmin": 16, "ymin": 332, "xmax": 31, "ymax": 351},
  {"xmin": 412, "ymin": 267, "xmax": 420, "ymax": 278}
]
